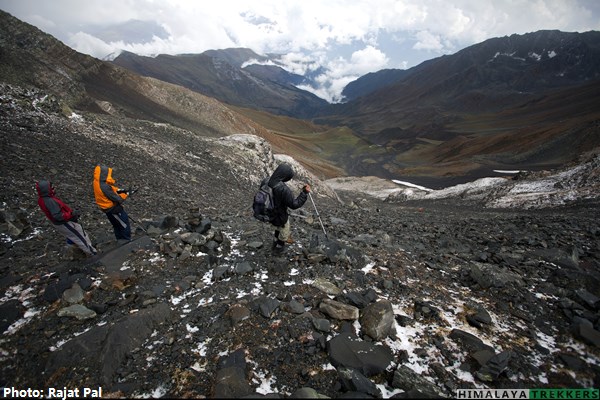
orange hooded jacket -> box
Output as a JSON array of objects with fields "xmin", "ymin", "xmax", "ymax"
[{"xmin": 93, "ymin": 165, "xmax": 128, "ymax": 212}]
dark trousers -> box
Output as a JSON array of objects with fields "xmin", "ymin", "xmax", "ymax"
[{"xmin": 106, "ymin": 209, "xmax": 131, "ymax": 241}]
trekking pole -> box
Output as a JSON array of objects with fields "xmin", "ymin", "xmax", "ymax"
[
  {"xmin": 127, "ymin": 214, "xmax": 147, "ymax": 234},
  {"xmin": 308, "ymin": 192, "xmax": 327, "ymax": 238},
  {"xmin": 121, "ymin": 187, "xmax": 146, "ymax": 233}
]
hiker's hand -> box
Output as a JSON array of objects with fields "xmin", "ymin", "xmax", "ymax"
[
  {"xmin": 303, "ymin": 184, "xmax": 311, "ymax": 193},
  {"xmin": 71, "ymin": 210, "xmax": 80, "ymax": 222}
]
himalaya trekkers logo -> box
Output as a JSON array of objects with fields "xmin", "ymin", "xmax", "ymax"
[{"xmin": 455, "ymin": 388, "xmax": 599, "ymax": 399}]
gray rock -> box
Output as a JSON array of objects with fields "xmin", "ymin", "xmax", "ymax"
[
  {"xmin": 289, "ymin": 387, "xmax": 327, "ymax": 398},
  {"xmin": 312, "ymin": 277, "xmax": 342, "ymax": 296},
  {"xmin": 469, "ymin": 262, "xmax": 524, "ymax": 289},
  {"xmin": 308, "ymin": 233, "xmax": 363, "ymax": 266},
  {"xmin": 531, "ymin": 248, "xmax": 580, "ymax": 269},
  {"xmin": 319, "ymin": 299, "xmax": 359, "ymax": 320},
  {"xmin": 57, "ymin": 304, "xmax": 96, "ymax": 320},
  {"xmin": 62, "ymin": 283, "xmax": 84, "ymax": 304},
  {"xmin": 98, "ymin": 236, "xmax": 155, "ymax": 273},
  {"xmin": 157, "ymin": 215, "xmax": 179, "ymax": 230},
  {"xmin": 43, "ymin": 276, "xmax": 79, "ymax": 303},
  {"xmin": 214, "ymin": 348, "xmax": 251, "ymax": 398},
  {"xmin": 227, "ymin": 305, "xmax": 251, "ymax": 325},
  {"xmin": 234, "ymin": 261, "xmax": 253, "ymax": 275},
  {"xmin": 360, "ymin": 299, "xmax": 394, "ymax": 340},
  {"xmin": 475, "ymin": 350, "xmax": 512, "ymax": 382},
  {"xmin": 0, "ymin": 300, "xmax": 24, "ymax": 333},
  {"xmin": 572, "ymin": 321, "xmax": 600, "ymax": 347},
  {"xmin": 327, "ymin": 334, "xmax": 393, "ymax": 376},
  {"xmin": 391, "ymin": 365, "xmax": 442, "ymax": 397},
  {"xmin": 180, "ymin": 232, "xmax": 203, "ymax": 245},
  {"xmin": 213, "ymin": 265, "xmax": 230, "ymax": 280},
  {"xmin": 247, "ymin": 241, "xmax": 264, "ymax": 250},
  {"xmin": 471, "ymin": 349, "xmax": 495, "ymax": 367},
  {"xmin": 341, "ymin": 292, "xmax": 372, "ymax": 309},
  {"xmin": 575, "ymin": 288, "xmax": 600, "ymax": 309},
  {"xmin": 338, "ymin": 367, "xmax": 381, "ymax": 397},
  {"xmin": 46, "ymin": 303, "xmax": 172, "ymax": 386},
  {"xmin": 466, "ymin": 306, "xmax": 493, "ymax": 329},
  {"xmin": 282, "ymin": 299, "xmax": 305, "ymax": 314},
  {"xmin": 146, "ymin": 225, "xmax": 162, "ymax": 236},
  {"xmin": 449, "ymin": 329, "xmax": 494, "ymax": 353},
  {"xmin": 258, "ymin": 297, "xmax": 281, "ymax": 319},
  {"xmin": 312, "ymin": 318, "xmax": 331, "ymax": 333}
]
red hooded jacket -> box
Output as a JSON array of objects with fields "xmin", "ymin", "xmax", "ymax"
[{"xmin": 36, "ymin": 180, "xmax": 74, "ymax": 224}]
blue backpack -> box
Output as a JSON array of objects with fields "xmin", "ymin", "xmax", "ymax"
[{"xmin": 253, "ymin": 178, "xmax": 275, "ymax": 222}]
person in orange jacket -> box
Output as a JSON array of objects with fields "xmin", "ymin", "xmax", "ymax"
[{"xmin": 93, "ymin": 165, "xmax": 131, "ymax": 241}]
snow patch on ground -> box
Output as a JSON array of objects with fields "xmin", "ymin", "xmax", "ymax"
[{"xmin": 326, "ymin": 154, "xmax": 599, "ymax": 209}]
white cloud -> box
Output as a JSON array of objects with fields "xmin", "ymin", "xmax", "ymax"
[
  {"xmin": 1, "ymin": 0, "xmax": 599, "ymax": 102},
  {"xmin": 349, "ymin": 46, "xmax": 389, "ymax": 75},
  {"xmin": 69, "ymin": 32, "xmax": 116, "ymax": 58},
  {"xmin": 413, "ymin": 30, "xmax": 445, "ymax": 52},
  {"xmin": 294, "ymin": 45, "xmax": 389, "ymax": 102}
]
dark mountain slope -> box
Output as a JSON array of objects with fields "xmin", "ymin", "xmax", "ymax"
[
  {"xmin": 0, "ymin": 10, "xmax": 342, "ymax": 178},
  {"xmin": 324, "ymin": 31, "xmax": 600, "ymax": 127},
  {"xmin": 341, "ymin": 68, "xmax": 413, "ymax": 102},
  {"xmin": 112, "ymin": 50, "xmax": 328, "ymax": 118},
  {"xmin": 243, "ymin": 63, "xmax": 307, "ymax": 86},
  {"xmin": 0, "ymin": 10, "xmax": 259, "ymax": 136},
  {"xmin": 316, "ymin": 30, "xmax": 600, "ymax": 182},
  {"xmin": 0, "ymin": 9, "xmax": 100, "ymax": 105},
  {"xmin": 203, "ymin": 47, "xmax": 268, "ymax": 67}
]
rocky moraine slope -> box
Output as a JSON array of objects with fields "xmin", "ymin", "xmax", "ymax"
[{"xmin": 1, "ymin": 83, "xmax": 600, "ymax": 398}]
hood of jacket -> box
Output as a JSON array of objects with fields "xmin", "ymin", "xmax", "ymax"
[
  {"xmin": 93, "ymin": 165, "xmax": 115, "ymax": 185},
  {"xmin": 36, "ymin": 180, "xmax": 55, "ymax": 197},
  {"xmin": 268, "ymin": 163, "xmax": 294, "ymax": 187}
]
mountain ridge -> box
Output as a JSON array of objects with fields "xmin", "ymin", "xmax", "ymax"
[
  {"xmin": 315, "ymin": 30, "xmax": 600, "ymax": 182},
  {"xmin": 111, "ymin": 49, "xmax": 329, "ymax": 118},
  {"xmin": 106, "ymin": 28, "xmax": 600, "ymax": 185}
]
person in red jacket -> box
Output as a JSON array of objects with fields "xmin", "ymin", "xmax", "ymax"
[{"xmin": 36, "ymin": 180, "xmax": 97, "ymax": 256}]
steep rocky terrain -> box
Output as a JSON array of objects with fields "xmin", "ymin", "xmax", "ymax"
[
  {"xmin": 1, "ymin": 9, "xmax": 599, "ymax": 399},
  {"xmin": 1, "ymin": 82, "xmax": 599, "ymax": 398}
]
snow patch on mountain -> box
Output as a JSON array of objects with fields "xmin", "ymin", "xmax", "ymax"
[{"xmin": 327, "ymin": 152, "xmax": 600, "ymax": 209}]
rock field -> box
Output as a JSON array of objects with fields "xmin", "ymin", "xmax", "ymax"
[{"xmin": 1, "ymin": 83, "xmax": 599, "ymax": 398}]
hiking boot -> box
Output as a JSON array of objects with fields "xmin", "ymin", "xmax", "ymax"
[{"xmin": 272, "ymin": 240, "xmax": 285, "ymax": 254}]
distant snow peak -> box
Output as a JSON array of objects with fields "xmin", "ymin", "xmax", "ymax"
[{"xmin": 241, "ymin": 58, "xmax": 278, "ymax": 68}]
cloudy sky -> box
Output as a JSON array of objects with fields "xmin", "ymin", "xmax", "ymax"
[{"xmin": 1, "ymin": 0, "xmax": 599, "ymax": 102}]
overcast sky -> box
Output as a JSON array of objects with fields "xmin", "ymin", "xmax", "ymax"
[{"xmin": 1, "ymin": 0, "xmax": 599, "ymax": 102}]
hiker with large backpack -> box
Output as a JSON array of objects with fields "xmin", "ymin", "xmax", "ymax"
[
  {"xmin": 254, "ymin": 163, "xmax": 310, "ymax": 253},
  {"xmin": 36, "ymin": 180, "xmax": 97, "ymax": 256},
  {"xmin": 93, "ymin": 165, "xmax": 131, "ymax": 242}
]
